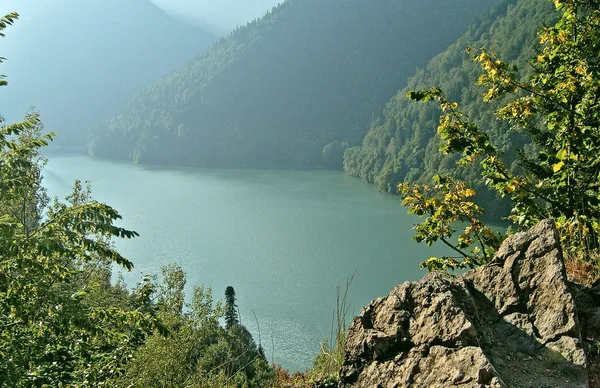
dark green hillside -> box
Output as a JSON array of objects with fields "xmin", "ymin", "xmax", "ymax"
[
  {"xmin": 0, "ymin": 0, "xmax": 215, "ymax": 148},
  {"xmin": 344, "ymin": 0, "xmax": 556, "ymax": 194},
  {"xmin": 90, "ymin": 0, "xmax": 497, "ymax": 169}
]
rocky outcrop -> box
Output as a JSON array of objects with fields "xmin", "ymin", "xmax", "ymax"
[{"xmin": 340, "ymin": 219, "xmax": 600, "ymax": 387}]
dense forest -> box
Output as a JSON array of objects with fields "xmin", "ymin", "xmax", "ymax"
[
  {"xmin": 89, "ymin": 0, "xmax": 497, "ymax": 169},
  {"xmin": 343, "ymin": 0, "xmax": 556, "ymax": 195},
  {"xmin": 0, "ymin": 0, "xmax": 215, "ymax": 148}
]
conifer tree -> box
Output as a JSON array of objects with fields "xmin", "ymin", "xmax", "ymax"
[{"xmin": 224, "ymin": 285, "xmax": 239, "ymax": 328}]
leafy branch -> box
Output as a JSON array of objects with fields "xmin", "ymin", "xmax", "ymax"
[
  {"xmin": 398, "ymin": 175, "xmax": 502, "ymax": 272},
  {"xmin": 403, "ymin": 0, "xmax": 600, "ymax": 277}
]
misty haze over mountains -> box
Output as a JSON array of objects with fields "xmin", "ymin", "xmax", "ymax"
[
  {"xmin": 151, "ymin": 0, "xmax": 282, "ymax": 34},
  {"xmin": 0, "ymin": 0, "xmax": 279, "ymax": 34},
  {"xmin": 0, "ymin": 0, "xmax": 216, "ymax": 148},
  {"xmin": 0, "ymin": 0, "xmax": 522, "ymax": 180},
  {"xmin": 90, "ymin": 0, "xmax": 497, "ymax": 169}
]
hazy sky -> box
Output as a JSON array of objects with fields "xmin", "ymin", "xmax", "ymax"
[
  {"xmin": 151, "ymin": 0, "xmax": 281, "ymax": 32},
  {"xmin": 0, "ymin": 0, "xmax": 282, "ymax": 34}
]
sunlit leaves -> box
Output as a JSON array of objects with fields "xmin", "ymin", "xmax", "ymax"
[
  {"xmin": 398, "ymin": 175, "xmax": 503, "ymax": 272},
  {"xmin": 0, "ymin": 12, "xmax": 17, "ymax": 38},
  {"xmin": 118, "ymin": 266, "xmax": 274, "ymax": 388},
  {"xmin": 405, "ymin": 0, "xmax": 600, "ymax": 275},
  {"xmin": 0, "ymin": 12, "xmax": 18, "ymax": 88}
]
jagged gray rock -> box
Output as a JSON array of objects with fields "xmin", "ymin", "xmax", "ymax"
[{"xmin": 340, "ymin": 219, "xmax": 599, "ymax": 387}]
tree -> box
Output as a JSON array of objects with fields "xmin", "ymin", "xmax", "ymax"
[
  {"xmin": 119, "ymin": 265, "xmax": 224, "ymax": 387},
  {"xmin": 404, "ymin": 0, "xmax": 600, "ymax": 275},
  {"xmin": 0, "ymin": 13, "xmax": 276, "ymax": 387},
  {"xmin": 224, "ymin": 285, "xmax": 239, "ymax": 328},
  {"xmin": 398, "ymin": 175, "xmax": 503, "ymax": 271},
  {"xmin": 119, "ymin": 267, "xmax": 275, "ymax": 387},
  {"xmin": 0, "ymin": 13, "xmax": 163, "ymax": 385}
]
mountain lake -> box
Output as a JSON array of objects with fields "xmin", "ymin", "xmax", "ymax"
[{"xmin": 43, "ymin": 153, "xmax": 450, "ymax": 371}]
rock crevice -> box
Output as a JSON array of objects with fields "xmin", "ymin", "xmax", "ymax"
[{"xmin": 340, "ymin": 220, "xmax": 600, "ymax": 387}]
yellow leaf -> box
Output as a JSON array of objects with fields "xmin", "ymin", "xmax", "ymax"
[{"xmin": 552, "ymin": 161, "xmax": 564, "ymax": 173}]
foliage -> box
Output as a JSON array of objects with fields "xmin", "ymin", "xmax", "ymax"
[
  {"xmin": 89, "ymin": 0, "xmax": 496, "ymax": 169},
  {"xmin": 398, "ymin": 175, "xmax": 503, "ymax": 271},
  {"xmin": 405, "ymin": 0, "xmax": 600, "ymax": 273},
  {"xmin": 0, "ymin": 13, "xmax": 18, "ymax": 87},
  {"xmin": 0, "ymin": 15, "xmax": 176, "ymax": 386},
  {"xmin": 270, "ymin": 365, "xmax": 311, "ymax": 388},
  {"xmin": 0, "ymin": 123, "xmax": 274, "ymax": 384},
  {"xmin": 0, "ymin": 101, "xmax": 160, "ymax": 385},
  {"xmin": 119, "ymin": 268, "xmax": 276, "ymax": 387},
  {"xmin": 0, "ymin": 15, "xmax": 279, "ymax": 387}
]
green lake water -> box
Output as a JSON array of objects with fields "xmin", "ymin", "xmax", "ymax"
[{"xmin": 43, "ymin": 154, "xmax": 449, "ymax": 371}]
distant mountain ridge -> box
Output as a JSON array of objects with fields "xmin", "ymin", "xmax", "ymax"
[
  {"xmin": 89, "ymin": 0, "xmax": 498, "ymax": 168},
  {"xmin": 0, "ymin": 0, "xmax": 215, "ymax": 148},
  {"xmin": 343, "ymin": 0, "xmax": 556, "ymax": 194}
]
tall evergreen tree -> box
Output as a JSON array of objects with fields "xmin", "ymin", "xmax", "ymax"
[{"xmin": 224, "ymin": 286, "xmax": 238, "ymax": 328}]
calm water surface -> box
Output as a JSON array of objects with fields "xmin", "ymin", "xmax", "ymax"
[{"xmin": 43, "ymin": 154, "xmax": 448, "ymax": 371}]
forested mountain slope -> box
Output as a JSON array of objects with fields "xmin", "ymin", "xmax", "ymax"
[
  {"xmin": 0, "ymin": 0, "xmax": 215, "ymax": 148},
  {"xmin": 343, "ymin": 0, "xmax": 556, "ymax": 193},
  {"xmin": 89, "ymin": 0, "xmax": 497, "ymax": 168}
]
